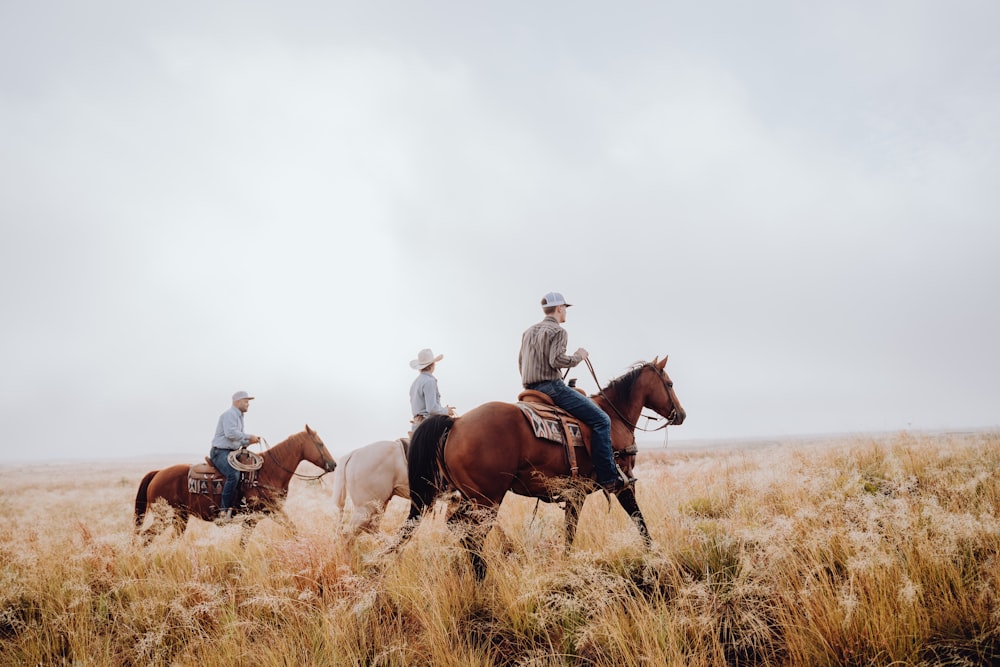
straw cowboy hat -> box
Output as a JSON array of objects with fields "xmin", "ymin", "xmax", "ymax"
[{"xmin": 410, "ymin": 348, "xmax": 444, "ymax": 370}]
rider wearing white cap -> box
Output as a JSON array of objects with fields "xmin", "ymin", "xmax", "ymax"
[{"xmin": 519, "ymin": 292, "xmax": 626, "ymax": 494}]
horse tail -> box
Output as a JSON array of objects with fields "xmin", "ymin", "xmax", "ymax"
[
  {"xmin": 406, "ymin": 415, "xmax": 453, "ymax": 522},
  {"xmin": 330, "ymin": 449, "xmax": 353, "ymax": 514},
  {"xmin": 134, "ymin": 470, "xmax": 157, "ymax": 532}
]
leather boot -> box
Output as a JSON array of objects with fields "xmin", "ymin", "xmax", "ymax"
[{"xmin": 214, "ymin": 508, "xmax": 233, "ymax": 525}]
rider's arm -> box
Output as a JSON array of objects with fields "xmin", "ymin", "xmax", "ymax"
[{"xmin": 546, "ymin": 327, "xmax": 582, "ymax": 371}]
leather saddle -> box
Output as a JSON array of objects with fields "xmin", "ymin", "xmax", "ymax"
[
  {"xmin": 187, "ymin": 453, "xmax": 257, "ymax": 496},
  {"xmin": 516, "ymin": 389, "xmax": 590, "ymax": 477}
]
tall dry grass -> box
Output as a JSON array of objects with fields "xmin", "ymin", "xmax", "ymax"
[{"xmin": 1, "ymin": 432, "xmax": 998, "ymax": 665}]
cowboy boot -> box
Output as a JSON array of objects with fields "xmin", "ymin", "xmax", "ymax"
[{"xmin": 214, "ymin": 508, "xmax": 233, "ymax": 525}]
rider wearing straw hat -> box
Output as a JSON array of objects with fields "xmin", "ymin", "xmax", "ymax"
[
  {"xmin": 519, "ymin": 292, "xmax": 627, "ymax": 494},
  {"xmin": 409, "ymin": 348, "xmax": 455, "ymax": 434}
]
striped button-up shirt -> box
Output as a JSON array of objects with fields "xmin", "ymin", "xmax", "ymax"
[{"xmin": 518, "ymin": 315, "xmax": 582, "ymax": 386}]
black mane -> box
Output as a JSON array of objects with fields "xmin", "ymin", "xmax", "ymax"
[{"xmin": 602, "ymin": 361, "xmax": 650, "ymax": 396}]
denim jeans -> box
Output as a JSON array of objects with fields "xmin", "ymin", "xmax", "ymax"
[
  {"xmin": 210, "ymin": 447, "xmax": 240, "ymax": 510},
  {"xmin": 528, "ymin": 379, "xmax": 618, "ymax": 486}
]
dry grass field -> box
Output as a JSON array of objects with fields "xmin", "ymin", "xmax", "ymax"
[{"xmin": 2, "ymin": 431, "xmax": 999, "ymax": 666}]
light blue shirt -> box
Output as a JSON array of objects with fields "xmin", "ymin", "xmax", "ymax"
[
  {"xmin": 410, "ymin": 371, "xmax": 448, "ymax": 418},
  {"xmin": 211, "ymin": 405, "xmax": 251, "ymax": 450}
]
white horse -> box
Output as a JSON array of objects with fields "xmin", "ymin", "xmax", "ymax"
[{"xmin": 331, "ymin": 438, "xmax": 410, "ymax": 537}]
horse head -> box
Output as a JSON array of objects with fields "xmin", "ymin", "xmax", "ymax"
[
  {"xmin": 303, "ymin": 424, "xmax": 338, "ymax": 473},
  {"xmin": 645, "ymin": 356, "xmax": 686, "ymax": 426}
]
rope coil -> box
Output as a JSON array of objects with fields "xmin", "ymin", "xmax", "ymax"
[{"xmin": 228, "ymin": 447, "xmax": 264, "ymax": 471}]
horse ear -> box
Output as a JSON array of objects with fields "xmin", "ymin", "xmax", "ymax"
[
  {"xmin": 305, "ymin": 424, "xmax": 314, "ymax": 434},
  {"xmin": 656, "ymin": 356, "xmax": 668, "ymax": 370}
]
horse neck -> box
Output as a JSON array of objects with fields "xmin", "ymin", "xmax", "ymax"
[
  {"xmin": 594, "ymin": 383, "xmax": 644, "ymax": 432},
  {"xmin": 259, "ymin": 434, "xmax": 304, "ymax": 485},
  {"xmin": 598, "ymin": 365, "xmax": 671, "ymax": 429}
]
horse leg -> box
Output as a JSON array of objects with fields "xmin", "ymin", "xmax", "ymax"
[
  {"xmin": 448, "ymin": 501, "xmax": 498, "ymax": 581},
  {"xmin": 171, "ymin": 507, "xmax": 189, "ymax": 537},
  {"xmin": 563, "ymin": 492, "xmax": 585, "ymax": 555},
  {"xmin": 239, "ymin": 516, "xmax": 262, "ymax": 548},
  {"xmin": 615, "ymin": 486, "xmax": 652, "ymax": 548},
  {"xmin": 348, "ymin": 502, "xmax": 381, "ymax": 536},
  {"xmin": 138, "ymin": 500, "xmax": 179, "ymax": 545},
  {"xmin": 270, "ymin": 509, "xmax": 297, "ymax": 535},
  {"xmin": 139, "ymin": 517, "xmax": 165, "ymax": 546}
]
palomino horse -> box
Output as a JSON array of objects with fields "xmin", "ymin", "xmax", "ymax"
[
  {"xmin": 134, "ymin": 425, "xmax": 337, "ymax": 545},
  {"xmin": 331, "ymin": 438, "xmax": 409, "ymax": 537},
  {"xmin": 400, "ymin": 356, "xmax": 685, "ymax": 579}
]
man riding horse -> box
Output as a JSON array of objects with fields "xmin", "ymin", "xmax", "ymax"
[
  {"xmin": 209, "ymin": 390, "xmax": 260, "ymax": 523},
  {"xmin": 519, "ymin": 292, "xmax": 628, "ymax": 495}
]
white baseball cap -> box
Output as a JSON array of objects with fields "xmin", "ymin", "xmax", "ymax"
[
  {"xmin": 232, "ymin": 391, "xmax": 255, "ymax": 401},
  {"xmin": 540, "ymin": 291, "xmax": 572, "ymax": 308}
]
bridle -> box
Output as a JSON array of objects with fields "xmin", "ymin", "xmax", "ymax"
[
  {"xmin": 258, "ymin": 436, "xmax": 337, "ymax": 481},
  {"xmin": 584, "ymin": 358, "xmax": 680, "ymax": 434}
]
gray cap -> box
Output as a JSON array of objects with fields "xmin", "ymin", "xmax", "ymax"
[
  {"xmin": 232, "ymin": 391, "xmax": 255, "ymax": 401},
  {"xmin": 541, "ymin": 291, "xmax": 572, "ymax": 308}
]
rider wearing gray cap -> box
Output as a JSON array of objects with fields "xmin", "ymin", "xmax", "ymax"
[
  {"xmin": 518, "ymin": 292, "xmax": 626, "ymax": 494},
  {"xmin": 209, "ymin": 391, "xmax": 261, "ymax": 522}
]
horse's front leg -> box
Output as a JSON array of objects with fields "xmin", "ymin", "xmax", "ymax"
[
  {"xmin": 559, "ymin": 483, "xmax": 589, "ymax": 554},
  {"xmin": 615, "ymin": 485, "xmax": 652, "ymax": 548},
  {"xmin": 239, "ymin": 516, "xmax": 259, "ymax": 549},
  {"xmin": 448, "ymin": 501, "xmax": 498, "ymax": 581},
  {"xmin": 270, "ymin": 508, "xmax": 298, "ymax": 535},
  {"xmin": 563, "ymin": 495, "xmax": 582, "ymax": 554}
]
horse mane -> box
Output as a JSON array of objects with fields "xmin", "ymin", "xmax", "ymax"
[
  {"xmin": 601, "ymin": 360, "xmax": 651, "ymax": 397},
  {"xmin": 264, "ymin": 429, "xmax": 307, "ymax": 465}
]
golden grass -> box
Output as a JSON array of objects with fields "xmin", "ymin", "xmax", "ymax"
[{"xmin": 2, "ymin": 432, "xmax": 998, "ymax": 665}]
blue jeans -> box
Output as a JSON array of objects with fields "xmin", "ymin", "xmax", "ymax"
[
  {"xmin": 528, "ymin": 379, "xmax": 618, "ymax": 486},
  {"xmin": 210, "ymin": 447, "xmax": 240, "ymax": 510}
]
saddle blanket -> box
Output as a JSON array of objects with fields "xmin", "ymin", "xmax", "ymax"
[
  {"xmin": 187, "ymin": 463, "xmax": 253, "ymax": 495},
  {"xmin": 517, "ymin": 401, "xmax": 585, "ymax": 448}
]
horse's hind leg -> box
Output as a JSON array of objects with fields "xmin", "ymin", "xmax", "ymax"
[
  {"xmin": 139, "ymin": 520, "xmax": 164, "ymax": 546},
  {"xmin": 171, "ymin": 509, "xmax": 189, "ymax": 537},
  {"xmin": 139, "ymin": 503, "xmax": 184, "ymax": 545},
  {"xmin": 349, "ymin": 502, "xmax": 386, "ymax": 535}
]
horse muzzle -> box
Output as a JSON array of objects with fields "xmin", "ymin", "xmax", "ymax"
[
  {"xmin": 667, "ymin": 408, "xmax": 686, "ymax": 426},
  {"xmin": 324, "ymin": 460, "xmax": 338, "ymax": 473}
]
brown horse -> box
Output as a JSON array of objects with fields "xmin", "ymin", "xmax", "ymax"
[
  {"xmin": 400, "ymin": 356, "xmax": 685, "ymax": 579},
  {"xmin": 134, "ymin": 425, "xmax": 337, "ymax": 545}
]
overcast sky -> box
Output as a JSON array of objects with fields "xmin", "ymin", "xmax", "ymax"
[{"xmin": 2, "ymin": 1, "xmax": 998, "ymax": 463}]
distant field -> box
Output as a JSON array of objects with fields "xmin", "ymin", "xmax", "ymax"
[{"xmin": 2, "ymin": 431, "xmax": 998, "ymax": 665}]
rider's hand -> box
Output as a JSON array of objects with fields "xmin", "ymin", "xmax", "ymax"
[
  {"xmin": 249, "ymin": 435, "xmax": 260, "ymax": 444},
  {"xmin": 575, "ymin": 348, "xmax": 589, "ymax": 360}
]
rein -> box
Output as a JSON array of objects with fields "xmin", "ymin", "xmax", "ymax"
[{"xmin": 584, "ymin": 358, "xmax": 675, "ymax": 434}]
